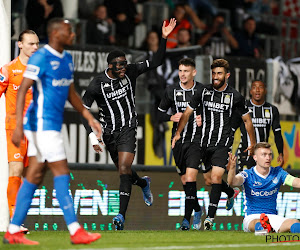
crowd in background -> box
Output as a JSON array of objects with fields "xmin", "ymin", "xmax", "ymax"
[{"xmin": 11, "ymin": 0, "xmax": 298, "ymax": 60}]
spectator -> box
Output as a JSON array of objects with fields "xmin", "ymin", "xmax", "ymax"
[
  {"xmin": 26, "ymin": 0, "xmax": 64, "ymax": 43},
  {"xmin": 176, "ymin": 28, "xmax": 192, "ymax": 48},
  {"xmin": 198, "ymin": 13, "xmax": 238, "ymax": 57},
  {"xmin": 86, "ymin": 4, "xmax": 115, "ymax": 46},
  {"xmin": 234, "ymin": 16, "xmax": 262, "ymax": 58},
  {"xmin": 104, "ymin": 0, "xmax": 142, "ymax": 47},
  {"xmin": 166, "ymin": 4, "xmax": 206, "ymax": 49},
  {"xmin": 78, "ymin": 0, "xmax": 104, "ymax": 19}
]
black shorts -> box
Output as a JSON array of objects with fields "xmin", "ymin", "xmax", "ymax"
[
  {"xmin": 172, "ymin": 142, "xmax": 203, "ymax": 176},
  {"xmin": 237, "ymin": 151, "xmax": 256, "ymax": 172},
  {"xmin": 202, "ymin": 145, "xmax": 232, "ymax": 172},
  {"xmin": 103, "ymin": 126, "xmax": 137, "ymax": 164}
]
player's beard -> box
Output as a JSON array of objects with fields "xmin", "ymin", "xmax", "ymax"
[{"xmin": 212, "ymin": 77, "xmax": 226, "ymax": 90}]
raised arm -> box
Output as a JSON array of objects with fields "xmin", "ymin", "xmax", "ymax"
[{"xmin": 227, "ymin": 152, "xmax": 244, "ymax": 186}]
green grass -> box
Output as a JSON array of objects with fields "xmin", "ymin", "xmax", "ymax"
[{"xmin": 1, "ymin": 231, "xmax": 300, "ymax": 250}]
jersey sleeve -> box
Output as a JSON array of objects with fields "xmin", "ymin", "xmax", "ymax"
[
  {"xmin": 271, "ymin": 105, "xmax": 284, "ymax": 154},
  {"xmin": 0, "ymin": 65, "xmax": 9, "ymax": 97},
  {"xmin": 278, "ymin": 167, "xmax": 289, "ymax": 184},
  {"xmin": 82, "ymin": 78, "xmax": 97, "ymax": 109},
  {"xmin": 158, "ymin": 87, "xmax": 173, "ymax": 112},
  {"xmin": 237, "ymin": 170, "xmax": 248, "ymax": 184},
  {"xmin": 234, "ymin": 93, "xmax": 249, "ymax": 117},
  {"xmin": 23, "ymin": 52, "xmax": 45, "ymax": 81}
]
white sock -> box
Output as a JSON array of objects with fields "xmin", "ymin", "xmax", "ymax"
[
  {"xmin": 8, "ymin": 224, "xmax": 21, "ymax": 234},
  {"xmin": 68, "ymin": 222, "xmax": 81, "ymax": 236}
]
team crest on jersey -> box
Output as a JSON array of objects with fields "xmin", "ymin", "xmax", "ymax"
[
  {"xmin": 176, "ymin": 92, "xmax": 183, "ymax": 96},
  {"xmin": 265, "ymin": 109, "xmax": 270, "ymax": 118},
  {"xmin": 272, "ymin": 177, "xmax": 278, "ymax": 184},
  {"xmin": 103, "ymin": 83, "xmax": 111, "ymax": 88},
  {"xmin": 0, "ymin": 73, "xmax": 5, "ymax": 82},
  {"xmin": 50, "ymin": 61, "xmax": 60, "ymax": 70},
  {"xmin": 121, "ymin": 78, "xmax": 128, "ymax": 85},
  {"xmin": 224, "ymin": 94, "xmax": 231, "ymax": 104}
]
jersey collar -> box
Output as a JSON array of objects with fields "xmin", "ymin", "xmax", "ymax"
[
  {"xmin": 179, "ymin": 81, "xmax": 196, "ymax": 91},
  {"xmin": 212, "ymin": 83, "xmax": 228, "ymax": 92},
  {"xmin": 44, "ymin": 44, "xmax": 65, "ymax": 58},
  {"xmin": 250, "ymin": 99, "xmax": 265, "ymax": 107},
  {"xmin": 254, "ymin": 166, "xmax": 271, "ymax": 179}
]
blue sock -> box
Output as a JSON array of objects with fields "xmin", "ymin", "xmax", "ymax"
[
  {"xmin": 11, "ymin": 179, "xmax": 38, "ymax": 226},
  {"xmin": 255, "ymin": 222, "xmax": 264, "ymax": 231},
  {"xmin": 291, "ymin": 223, "xmax": 300, "ymax": 233},
  {"xmin": 54, "ymin": 175, "xmax": 77, "ymax": 225}
]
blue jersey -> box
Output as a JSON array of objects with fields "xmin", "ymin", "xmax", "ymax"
[
  {"xmin": 23, "ymin": 45, "xmax": 74, "ymax": 132},
  {"xmin": 239, "ymin": 166, "xmax": 288, "ymax": 215}
]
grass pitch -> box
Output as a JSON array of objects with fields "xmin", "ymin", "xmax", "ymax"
[{"xmin": 1, "ymin": 231, "xmax": 300, "ymax": 250}]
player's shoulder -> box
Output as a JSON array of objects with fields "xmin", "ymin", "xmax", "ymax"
[
  {"xmin": 265, "ymin": 101, "xmax": 279, "ymax": 110},
  {"xmin": 272, "ymin": 166, "xmax": 286, "ymax": 174},
  {"xmin": 195, "ymin": 81, "xmax": 205, "ymax": 89},
  {"xmin": 28, "ymin": 48, "xmax": 47, "ymax": 63},
  {"xmin": 227, "ymin": 84, "xmax": 242, "ymax": 95}
]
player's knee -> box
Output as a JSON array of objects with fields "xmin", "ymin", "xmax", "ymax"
[
  {"xmin": 27, "ymin": 171, "xmax": 44, "ymax": 185},
  {"xmin": 118, "ymin": 164, "xmax": 131, "ymax": 175},
  {"xmin": 205, "ymin": 179, "xmax": 212, "ymax": 186}
]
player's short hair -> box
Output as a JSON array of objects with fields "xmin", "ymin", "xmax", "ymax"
[
  {"xmin": 47, "ymin": 18, "xmax": 68, "ymax": 37},
  {"xmin": 107, "ymin": 50, "xmax": 126, "ymax": 64},
  {"xmin": 211, "ymin": 59, "xmax": 230, "ymax": 73},
  {"xmin": 254, "ymin": 142, "xmax": 271, "ymax": 154},
  {"xmin": 251, "ymin": 79, "xmax": 266, "ymax": 87},
  {"xmin": 178, "ymin": 58, "xmax": 195, "ymax": 68},
  {"xmin": 18, "ymin": 30, "xmax": 37, "ymax": 42}
]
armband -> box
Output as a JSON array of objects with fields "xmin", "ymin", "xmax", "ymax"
[
  {"xmin": 89, "ymin": 132, "xmax": 99, "ymax": 146},
  {"xmin": 284, "ymin": 174, "xmax": 296, "ymax": 187}
]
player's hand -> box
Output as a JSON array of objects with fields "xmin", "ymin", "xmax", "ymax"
[
  {"xmin": 228, "ymin": 152, "xmax": 237, "ymax": 170},
  {"xmin": 171, "ymin": 133, "xmax": 180, "ymax": 149},
  {"xmin": 89, "ymin": 119, "xmax": 102, "ymax": 139},
  {"xmin": 171, "ymin": 112, "xmax": 182, "ymax": 122},
  {"xmin": 162, "ymin": 18, "xmax": 176, "ymax": 39},
  {"xmin": 93, "ymin": 144, "xmax": 103, "ymax": 153},
  {"xmin": 277, "ymin": 153, "xmax": 284, "ymax": 167},
  {"xmin": 89, "ymin": 132, "xmax": 104, "ymax": 153},
  {"xmin": 11, "ymin": 127, "xmax": 24, "ymax": 148},
  {"xmin": 196, "ymin": 115, "xmax": 202, "ymax": 127},
  {"xmin": 244, "ymin": 144, "xmax": 254, "ymax": 156}
]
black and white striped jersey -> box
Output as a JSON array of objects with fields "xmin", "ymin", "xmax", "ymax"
[
  {"xmin": 158, "ymin": 81, "xmax": 205, "ymax": 143},
  {"xmin": 82, "ymin": 63, "xmax": 149, "ymax": 133},
  {"xmin": 189, "ymin": 84, "xmax": 249, "ymax": 148},
  {"xmin": 82, "ymin": 39, "xmax": 167, "ymax": 134},
  {"xmin": 232, "ymin": 100, "xmax": 283, "ymax": 153}
]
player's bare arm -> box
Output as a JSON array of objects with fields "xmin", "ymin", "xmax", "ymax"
[
  {"xmin": 242, "ymin": 113, "xmax": 256, "ymax": 155},
  {"xmin": 171, "ymin": 106, "xmax": 193, "ymax": 148},
  {"xmin": 227, "ymin": 152, "xmax": 244, "ymax": 186},
  {"xmin": 170, "ymin": 112, "xmax": 183, "ymax": 122},
  {"xmin": 12, "ymin": 77, "xmax": 34, "ymax": 147},
  {"xmin": 162, "ymin": 18, "xmax": 177, "ymax": 39},
  {"xmin": 68, "ymin": 83, "xmax": 102, "ymax": 142}
]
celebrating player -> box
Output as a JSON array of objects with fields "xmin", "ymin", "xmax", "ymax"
[
  {"xmin": 231, "ymin": 80, "xmax": 284, "ymax": 172},
  {"xmin": 3, "ymin": 18, "xmax": 102, "ymax": 245},
  {"xmin": 227, "ymin": 142, "xmax": 300, "ymax": 233},
  {"xmin": 172, "ymin": 58, "xmax": 256, "ymax": 230},
  {"xmin": 81, "ymin": 18, "xmax": 176, "ymax": 230},
  {"xmin": 0, "ymin": 30, "xmax": 39, "ymax": 233},
  {"xmin": 158, "ymin": 58, "xmax": 204, "ymax": 230}
]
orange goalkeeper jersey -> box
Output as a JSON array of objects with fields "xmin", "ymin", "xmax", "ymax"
[{"xmin": 0, "ymin": 57, "xmax": 32, "ymax": 130}]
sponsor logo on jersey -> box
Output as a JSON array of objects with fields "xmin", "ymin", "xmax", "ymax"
[
  {"xmin": 240, "ymin": 171, "xmax": 248, "ymax": 178},
  {"xmin": 0, "ymin": 73, "xmax": 5, "ymax": 82},
  {"xmin": 50, "ymin": 61, "xmax": 60, "ymax": 70},
  {"xmin": 106, "ymin": 85, "xmax": 129, "ymax": 99},
  {"xmin": 251, "ymin": 188, "xmax": 278, "ymax": 197},
  {"xmin": 12, "ymin": 69, "xmax": 22, "ymax": 74},
  {"xmin": 176, "ymin": 92, "xmax": 183, "ymax": 96},
  {"xmin": 203, "ymin": 101, "xmax": 229, "ymax": 111},
  {"xmin": 14, "ymin": 153, "xmax": 21, "ymax": 159},
  {"xmin": 253, "ymin": 181, "xmax": 262, "ymax": 186},
  {"xmin": 252, "ymin": 118, "xmax": 271, "ymax": 126},
  {"xmin": 103, "ymin": 83, "xmax": 111, "ymax": 88},
  {"xmin": 272, "ymin": 177, "xmax": 278, "ymax": 184},
  {"xmin": 26, "ymin": 64, "xmax": 40, "ymax": 75},
  {"xmin": 265, "ymin": 109, "xmax": 271, "ymax": 118},
  {"xmin": 52, "ymin": 78, "xmax": 72, "ymax": 87},
  {"xmin": 177, "ymin": 101, "xmax": 188, "ymax": 108},
  {"xmin": 224, "ymin": 94, "xmax": 231, "ymax": 104},
  {"xmin": 204, "ymin": 90, "xmax": 211, "ymax": 95}
]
